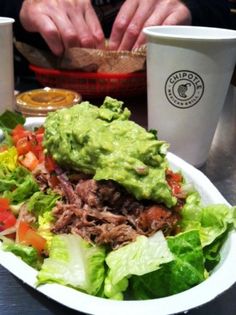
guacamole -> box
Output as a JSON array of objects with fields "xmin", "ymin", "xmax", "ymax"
[{"xmin": 43, "ymin": 97, "xmax": 176, "ymax": 207}]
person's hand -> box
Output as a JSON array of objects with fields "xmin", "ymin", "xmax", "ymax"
[
  {"xmin": 20, "ymin": 0, "xmax": 105, "ymax": 55},
  {"xmin": 108, "ymin": 0, "xmax": 192, "ymax": 51}
]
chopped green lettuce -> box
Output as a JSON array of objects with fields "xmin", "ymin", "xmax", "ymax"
[
  {"xmin": 0, "ymin": 165, "xmax": 39, "ymax": 204},
  {"xmin": 27, "ymin": 189, "xmax": 60, "ymax": 247},
  {"xmin": 27, "ymin": 190, "xmax": 60, "ymax": 217},
  {"xmin": 0, "ymin": 146, "xmax": 18, "ymax": 171},
  {"xmin": 0, "ymin": 130, "xmax": 13, "ymax": 147},
  {"xmin": 2, "ymin": 242, "xmax": 42, "ymax": 269},
  {"xmin": 179, "ymin": 194, "xmax": 235, "ymax": 272},
  {"xmin": 37, "ymin": 234, "xmax": 106, "ymax": 296},
  {"xmin": 104, "ymin": 273, "xmax": 129, "ymax": 300},
  {"xmin": 181, "ymin": 193, "xmax": 235, "ymax": 247},
  {"xmin": 26, "ymin": 190, "xmax": 60, "ymax": 246},
  {"xmin": 130, "ymin": 230, "xmax": 205, "ymax": 299},
  {"xmin": 203, "ymin": 231, "xmax": 228, "ymax": 271},
  {"xmin": 0, "ymin": 110, "xmax": 25, "ymax": 147},
  {"xmin": 0, "ymin": 110, "xmax": 25, "ymax": 130},
  {"xmin": 104, "ymin": 231, "xmax": 174, "ymax": 299},
  {"xmin": 37, "ymin": 211, "xmax": 55, "ymax": 248}
]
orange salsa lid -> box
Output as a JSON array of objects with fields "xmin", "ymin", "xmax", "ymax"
[{"xmin": 15, "ymin": 87, "xmax": 82, "ymax": 117}]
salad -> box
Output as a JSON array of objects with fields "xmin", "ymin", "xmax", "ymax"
[{"xmin": 0, "ymin": 97, "xmax": 235, "ymax": 301}]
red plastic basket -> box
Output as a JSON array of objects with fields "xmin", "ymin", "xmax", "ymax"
[{"xmin": 29, "ymin": 64, "xmax": 147, "ymax": 99}]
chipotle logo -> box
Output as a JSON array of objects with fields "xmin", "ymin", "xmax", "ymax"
[{"xmin": 165, "ymin": 70, "xmax": 204, "ymax": 109}]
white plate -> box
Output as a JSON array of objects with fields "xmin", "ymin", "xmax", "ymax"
[{"xmin": 0, "ymin": 117, "xmax": 236, "ymax": 315}]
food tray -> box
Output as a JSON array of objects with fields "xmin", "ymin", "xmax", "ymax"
[{"xmin": 29, "ymin": 64, "xmax": 147, "ymax": 99}]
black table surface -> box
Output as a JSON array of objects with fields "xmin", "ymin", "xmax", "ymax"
[{"xmin": 0, "ymin": 80, "xmax": 236, "ymax": 315}]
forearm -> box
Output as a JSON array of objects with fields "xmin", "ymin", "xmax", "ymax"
[{"xmin": 182, "ymin": 0, "xmax": 232, "ymax": 28}]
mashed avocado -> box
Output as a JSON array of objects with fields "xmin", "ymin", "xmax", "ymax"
[{"xmin": 43, "ymin": 97, "xmax": 176, "ymax": 207}]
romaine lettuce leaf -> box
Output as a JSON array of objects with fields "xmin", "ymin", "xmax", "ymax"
[
  {"xmin": 203, "ymin": 230, "xmax": 228, "ymax": 271},
  {"xmin": 180, "ymin": 194, "xmax": 235, "ymax": 272},
  {"xmin": 104, "ymin": 274, "xmax": 129, "ymax": 300},
  {"xmin": 104, "ymin": 231, "xmax": 173, "ymax": 299},
  {"xmin": 2, "ymin": 241, "xmax": 42, "ymax": 269},
  {"xmin": 130, "ymin": 230, "xmax": 205, "ymax": 299},
  {"xmin": 37, "ymin": 234, "xmax": 106, "ymax": 296},
  {"xmin": 181, "ymin": 194, "xmax": 235, "ymax": 247}
]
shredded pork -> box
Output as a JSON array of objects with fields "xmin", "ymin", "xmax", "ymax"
[{"xmin": 35, "ymin": 168, "xmax": 182, "ymax": 249}]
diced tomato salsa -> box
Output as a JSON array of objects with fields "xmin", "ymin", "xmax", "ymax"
[
  {"xmin": 11, "ymin": 125, "xmax": 56, "ymax": 173},
  {"xmin": 166, "ymin": 169, "xmax": 183, "ymax": 196},
  {"xmin": 0, "ymin": 198, "xmax": 16, "ymax": 232},
  {"xmin": 16, "ymin": 220, "xmax": 47, "ymax": 253}
]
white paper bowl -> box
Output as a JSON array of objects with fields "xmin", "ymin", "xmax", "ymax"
[{"xmin": 0, "ymin": 117, "xmax": 236, "ymax": 315}]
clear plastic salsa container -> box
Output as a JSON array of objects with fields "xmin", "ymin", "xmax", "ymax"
[{"xmin": 15, "ymin": 87, "xmax": 82, "ymax": 117}]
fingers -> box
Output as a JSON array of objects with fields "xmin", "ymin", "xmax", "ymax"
[
  {"xmin": 137, "ymin": 5, "xmax": 191, "ymax": 48},
  {"xmin": 109, "ymin": 0, "xmax": 163, "ymax": 51},
  {"xmin": 19, "ymin": 0, "xmax": 105, "ymax": 55},
  {"xmin": 42, "ymin": 11, "xmax": 81, "ymax": 54},
  {"xmin": 108, "ymin": 0, "xmax": 139, "ymax": 51},
  {"xmin": 108, "ymin": 0, "xmax": 192, "ymax": 51},
  {"xmin": 32, "ymin": 15, "xmax": 65, "ymax": 56},
  {"xmin": 83, "ymin": 5, "xmax": 105, "ymax": 49},
  {"xmin": 131, "ymin": 12, "xmax": 164, "ymax": 50},
  {"xmin": 162, "ymin": 6, "xmax": 192, "ymax": 26},
  {"xmin": 20, "ymin": 1, "xmax": 64, "ymax": 55},
  {"xmin": 66, "ymin": 1, "xmax": 105, "ymax": 49},
  {"xmin": 19, "ymin": 0, "xmax": 192, "ymax": 55}
]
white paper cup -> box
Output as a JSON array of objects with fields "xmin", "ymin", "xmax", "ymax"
[
  {"xmin": 143, "ymin": 26, "xmax": 236, "ymax": 167},
  {"xmin": 0, "ymin": 17, "xmax": 14, "ymax": 114}
]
